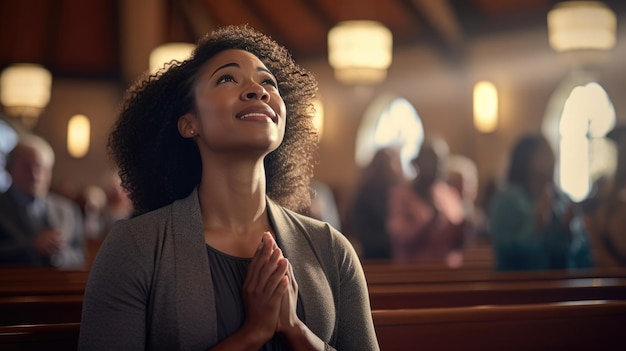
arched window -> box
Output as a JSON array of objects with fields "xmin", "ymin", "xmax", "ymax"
[
  {"xmin": 543, "ymin": 79, "xmax": 615, "ymax": 202},
  {"xmin": 0, "ymin": 117, "xmax": 19, "ymax": 191},
  {"xmin": 355, "ymin": 95, "xmax": 424, "ymax": 176}
]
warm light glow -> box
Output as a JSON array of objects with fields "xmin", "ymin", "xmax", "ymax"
[
  {"xmin": 473, "ymin": 81, "xmax": 498, "ymax": 133},
  {"xmin": 0, "ymin": 64, "xmax": 52, "ymax": 125},
  {"xmin": 548, "ymin": 1, "xmax": 616, "ymax": 52},
  {"xmin": 328, "ymin": 21, "xmax": 392, "ymax": 85},
  {"xmin": 558, "ymin": 82, "xmax": 615, "ymax": 201},
  {"xmin": 312, "ymin": 99, "xmax": 324, "ymax": 140},
  {"xmin": 149, "ymin": 42, "xmax": 195, "ymax": 74},
  {"xmin": 67, "ymin": 114, "xmax": 90, "ymax": 158},
  {"xmin": 560, "ymin": 136, "xmax": 589, "ymax": 202}
]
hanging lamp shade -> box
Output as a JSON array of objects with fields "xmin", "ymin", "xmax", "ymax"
[
  {"xmin": 149, "ymin": 42, "xmax": 195, "ymax": 74},
  {"xmin": 328, "ymin": 21, "xmax": 393, "ymax": 85},
  {"xmin": 548, "ymin": 1, "xmax": 616, "ymax": 52},
  {"xmin": 0, "ymin": 63, "xmax": 52, "ymax": 128}
]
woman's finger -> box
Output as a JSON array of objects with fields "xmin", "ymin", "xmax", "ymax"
[{"xmin": 246, "ymin": 232, "xmax": 274, "ymax": 287}]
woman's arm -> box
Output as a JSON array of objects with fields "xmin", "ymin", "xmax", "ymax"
[
  {"xmin": 276, "ymin": 226, "xmax": 379, "ymax": 351},
  {"xmin": 78, "ymin": 222, "xmax": 150, "ymax": 350},
  {"xmin": 331, "ymin": 232, "xmax": 380, "ymax": 351}
]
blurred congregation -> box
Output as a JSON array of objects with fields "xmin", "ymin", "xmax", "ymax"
[{"xmin": 1, "ymin": 0, "xmax": 626, "ymax": 350}]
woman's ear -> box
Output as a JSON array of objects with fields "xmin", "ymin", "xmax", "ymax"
[{"xmin": 177, "ymin": 113, "xmax": 197, "ymax": 138}]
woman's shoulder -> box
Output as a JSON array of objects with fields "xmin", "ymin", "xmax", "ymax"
[
  {"xmin": 492, "ymin": 184, "xmax": 528, "ymax": 201},
  {"xmin": 276, "ymin": 203, "xmax": 338, "ymax": 235},
  {"xmin": 488, "ymin": 184, "xmax": 532, "ymax": 214},
  {"xmin": 106, "ymin": 203, "xmax": 175, "ymax": 245},
  {"xmin": 270, "ymin": 201, "xmax": 351, "ymax": 248},
  {"xmin": 119, "ymin": 204, "xmax": 173, "ymax": 227}
]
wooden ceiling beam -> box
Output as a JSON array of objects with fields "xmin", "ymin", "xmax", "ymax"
[
  {"xmin": 177, "ymin": 0, "xmax": 216, "ymax": 40},
  {"xmin": 244, "ymin": 0, "xmax": 292, "ymax": 49},
  {"xmin": 299, "ymin": 0, "xmax": 336, "ymax": 29},
  {"xmin": 411, "ymin": 0, "xmax": 464, "ymax": 48},
  {"xmin": 399, "ymin": 0, "xmax": 465, "ymax": 61}
]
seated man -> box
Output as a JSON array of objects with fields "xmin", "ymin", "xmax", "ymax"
[{"xmin": 0, "ymin": 133, "xmax": 85, "ymax": 269}]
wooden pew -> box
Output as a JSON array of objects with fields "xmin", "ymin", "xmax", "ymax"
[
  {"xmin": 0, "ymin": 268, "xmax": 87, "ymax": 326},
  {"xmin": 2, "ymin": 301, "xmax": 624, "ymax": 351},
  {"xmin": 3, "ymin": 276, "xmax": 625, "ymax": 326},
  {"xmin": 368, "ymin": 277, "xmax": 626, "ymax": 309},
  {"xmin": 3, "ymin": 265, "xmax": 626, "ymax": 323},
  {"xmin": 0, "ymin": 267, "xmax": 89, "ymax": 283},
  {"xmin": 0, "ymin": 322, "xmax": 80, "ymax": 351},
  {"xmin": 0, "ymin": 282, "xmax": 85, "ymax": 297},
  {"xmin": 364, "ymin": 266, "xmax": 626, "ymax": 285},
  {"xmin": 373, "ymin": 300, "xmax": 626, "ymax": 351},
  {"xmin": 0, "ymin": 295, "xmax": 83, "ymax": 326},
  {"xmin": 0, "ymin": 267, "xmax": 88, "ymax": 298}
]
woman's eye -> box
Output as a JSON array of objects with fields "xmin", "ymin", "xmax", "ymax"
[
  {"xmin": 263, "ymin": 79, "xmax": 278, "ymax": 88},
  {"xmin": 216, "ymin": 75, "xmax": 235, "ymax": 84}
]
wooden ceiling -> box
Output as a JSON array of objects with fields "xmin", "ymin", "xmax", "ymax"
[{"xmin": 0, "ymin": 0, "xmax": 624, "ymax": 81}]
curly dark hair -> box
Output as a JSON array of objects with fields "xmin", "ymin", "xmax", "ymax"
[
  {"xmin": 108, "ymin": 25, "xmax": 319, "ymax": 215},
  {"xmin": 506, "ymin": 134, "xmax": 551, "ymax": 192}
]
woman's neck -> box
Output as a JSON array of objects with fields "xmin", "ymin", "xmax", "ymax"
[{"xmin": 197, "ymin": 156, "xmax": 268, "ymax": 235}]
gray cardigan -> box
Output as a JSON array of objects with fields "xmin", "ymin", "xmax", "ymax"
[{"xmin": 78, "ymin": 189, "xmax": 379, "ymax": 350}]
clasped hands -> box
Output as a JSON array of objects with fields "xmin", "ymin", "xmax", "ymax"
[
  {"xmin": 241, "ymin": 231, "xmax": 301, "ymax": 343},
  {"xmin": 33, "ymin": 228, "xmax": 65, "ymax": 257}
]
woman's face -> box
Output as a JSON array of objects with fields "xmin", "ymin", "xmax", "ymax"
[{"xmin": 187, "ymin": 49, "xmax": 286, "ymax": 157}]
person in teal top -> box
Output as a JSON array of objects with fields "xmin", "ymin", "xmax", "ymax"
[{"xmin": 488, "ymin": 134, "xmax": 592, "ymax": 271}]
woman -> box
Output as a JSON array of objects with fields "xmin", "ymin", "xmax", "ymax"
[
  {"xmin": 79, "ymin": 25, "xmax": 378, "ymax": 350},
  {"xmin": 348, "ymin": 147, "xmax": 405, "ymax": 260},
  {"xmin": 488, "ymin": 134, "xmax": 591, "ymax": 271},
  {"xmin": 386, "ymin": 138, "xmax": 466, "ymax": 266}
]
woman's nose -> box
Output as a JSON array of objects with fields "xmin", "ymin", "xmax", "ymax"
[{"xmin": 241, "ymin": 81, "xmax": 270, "ymax": 101}]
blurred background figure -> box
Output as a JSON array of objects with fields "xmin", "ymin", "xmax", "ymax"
[
  {"xmin": 307, "ymin": 180, "xmax": 342, "ymax": 231},
  {"xmin": 488, "ymin": 134, "xmax": 591, "ymax": 271},
  {"xmin": 76, "ymin": 170, "xmax": 133, "ymax": 266},
  {"xmin": 446, "ymin": 154, "xmax": 488, "ymax": 247},
  {"xmin": 348, "ymin": 147, "xmax": 405, "ymax": 260},
  {"xmin": 582, "ymin": 124, "xmax": 626, "ymax": 267},
  {"xmin": 0, "ymin": 133, "xmax": 85, "ymax": 269},
  {"xmin": 80, "ymin": 185, "xmax": 108, "ymax": 240},
  {"xmin": 387, "ymin": 137, "xmax": 466, "ymax": 267},
  {"xmin": 101, "ymin": 170, "xmax": 133, "ymax": 229}
]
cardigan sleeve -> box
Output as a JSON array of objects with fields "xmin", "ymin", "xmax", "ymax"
[
  {"xmin": 329, "ymin": 228, "xmax": 380, "ymax": 351},
  {"xmin": 78, "ymin": 219, "xmax": 152, "ymax": 350}
]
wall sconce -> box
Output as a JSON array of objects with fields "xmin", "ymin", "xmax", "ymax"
[
  {"xmin": 548, "ymin": 1, "xmax": 616, "ymax": 52},
  {"xmin": 0, "ymin": 63, "xmax": 52, "ymax": 129},
  {"xmin": 312, "ymin": 98, "xmax": 324, "ymax": 140},
  {"xmin": 149, "ymin": 42, "xmax": 195, "ymax": 74},
  {"xmin": 473, "ymin": 81, "xmax": 498, "ymax": 133},
  {"xmin": 67, "ymin": 114, "xmax": 90, "ymax": 158},
  {"xmin": 328, "ymin": 20, "xmax": 393, "ymax": 85}
]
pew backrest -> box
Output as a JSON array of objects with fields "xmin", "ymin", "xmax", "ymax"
[{"xmin": 373, "ymin": 300, "xmax": 626, "ymax": 351}]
